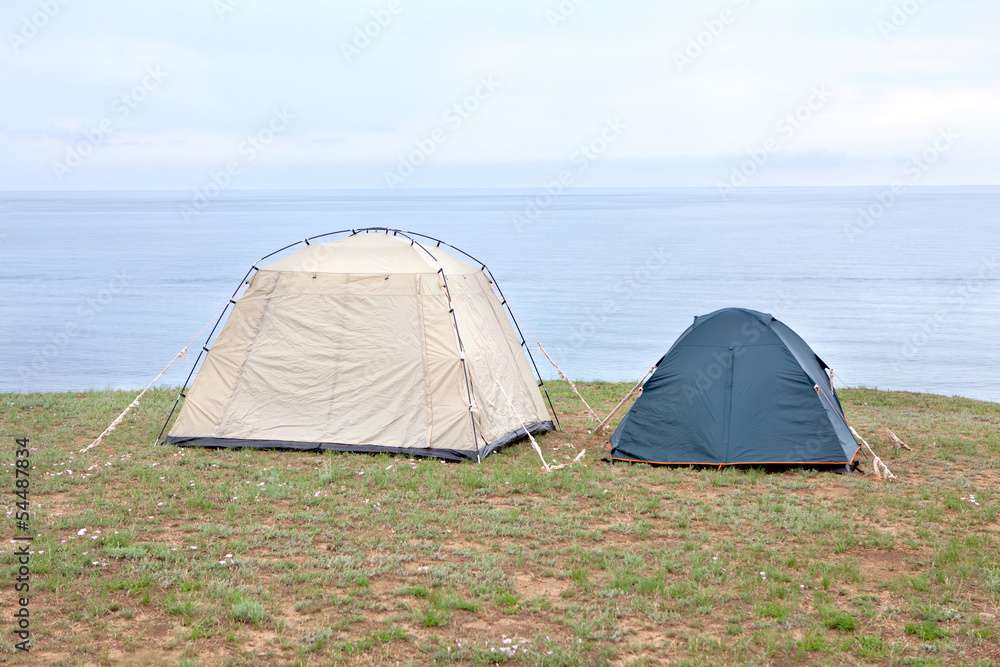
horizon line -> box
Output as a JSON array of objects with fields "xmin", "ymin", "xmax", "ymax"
[{"xmin": 3, "ymin": 184, "xmax": 1000, "ymax": 194}]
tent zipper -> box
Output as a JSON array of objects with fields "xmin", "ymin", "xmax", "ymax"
[{"xmin": 720, "ymin": 346, "xmax": 735, "ymax": 463}]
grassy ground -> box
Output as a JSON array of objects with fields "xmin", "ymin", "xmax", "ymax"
[{"xmin": 1, "ymin": 382, "xmax": 998, "ymax": 666}]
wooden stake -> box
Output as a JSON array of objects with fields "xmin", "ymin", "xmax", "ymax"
[
  {"xmin": 884, "ymin": 428, "xmax": 913, "ymax": 451},
  {"xmin": 536, "ymin": 343, "xmax": 599, "ymax": 422},
  {"xmin": 594, "ymin": 366, "xmax": 656, "ymax": 436},
  {"xmin": 850, "ymin": 426, "xmax": 897, "ymax": 481}
]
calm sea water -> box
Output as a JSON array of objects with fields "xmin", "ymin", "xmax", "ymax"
[{"xmin": 1, "ymin": 187, "xmax": 998, "ymax": 402}]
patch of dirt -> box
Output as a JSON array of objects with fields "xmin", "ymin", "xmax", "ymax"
[{"xmin": 511, "ymin": 572, "xmax": 565, "ymax": 599}]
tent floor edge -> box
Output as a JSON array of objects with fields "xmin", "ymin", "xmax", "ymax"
[
  {"xmin": 163, "ymin": 422, "xmax": 556, "ymax": 463},
  {"xmin": 164, "ymin": 436, "xmax": 478, "ymax": 462},
  {"xmin": 609, "ymin": 455, "xmax": 857, "ymax": 474},
  {"xmin": 477, "ymin": 420, "xmax": 555, "ymax": 460}
]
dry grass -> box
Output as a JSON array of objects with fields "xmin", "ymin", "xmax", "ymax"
[{"xmin": 1, "ymin": 383, "xmax": 998, "ymax": 666}]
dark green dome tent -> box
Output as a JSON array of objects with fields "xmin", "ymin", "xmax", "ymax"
[{"xmin": 610, "ymin": 308, "xmax": 859, "ymax": 470}]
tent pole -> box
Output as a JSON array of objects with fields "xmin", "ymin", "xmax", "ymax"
[
  {"xmin": 154, "ymin": 264, "xmax": 257, "ymax": 445},
  {"xmin": 393, "ymin": 231, "xmax": 484, "ymax": 455},
  {"xmin": 388, "ymin": 229, "xmax": 561, "ymax": 433},
  {"xmin": 477, "ymin": 267, "xmax": 561, "ymax": 430}
]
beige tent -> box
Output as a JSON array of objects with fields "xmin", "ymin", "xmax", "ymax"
[{"xmin": 162, "ymin": 229, "xmax": 555, "ymax": 461}]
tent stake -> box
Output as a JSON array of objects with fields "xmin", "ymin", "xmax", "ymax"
[
  {"xmin": 849, "ymin": 426, "xmax": 897, "ymax": 481},
  {"xmin": 594, "ymin": 365, "xmax": 656, "ymax": 437}
]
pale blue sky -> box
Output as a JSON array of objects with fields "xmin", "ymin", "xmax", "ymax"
[{"xmin": 1, "ymin": 0, "xmax": 997, "ymax": 190}]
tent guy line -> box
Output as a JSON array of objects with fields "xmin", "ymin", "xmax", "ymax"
[{"xmin": 84, "ymin": 295, "xmax": 237, "ymax": 453}]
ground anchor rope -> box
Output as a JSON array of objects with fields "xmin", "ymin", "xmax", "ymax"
[
  {"xmin": 594, "ymin": 365, "xmax": 656, "ymax": 437},
  {"xmin": 502, "ymin": 302, "xmax": 589, "ymax": 427},
  {"xmin": 547, "ymin": 447, "xmax": 588, "ymax": 471},
  {"xmin": 813, "ymin": 381, "xmax": 899, "ymax": 481},
  {"xmin": 883, "ymin": 427, "xmax": 913, "ymax": 451},
  {"xmin": 81, "ymin": 348, "xmax": 189, "ymax": 453},
  {"xmin": 85, "ymin": 299, "xmax": 232, "ymax": 453},
  {"xmin": 492, "ymin": 379, "xmax": 555, "ymax": 472},
  {"xmin": 829, "ymin": 370, "xmax": 913, "ymax": 453},
  {"xmin": 849, "ymin": 426, "xmax": 897, "ymax": 481},
  {"xmin": 454, "ymin": 307, "xmax": 564, "ymax": 472},
  {"xmin": 536, "ymin": 343, "xmax": 598, "ymax": 422}
]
